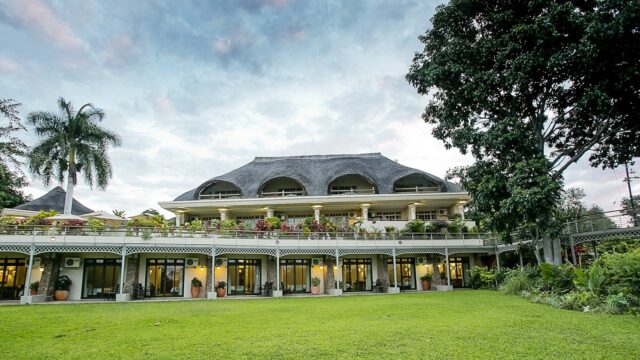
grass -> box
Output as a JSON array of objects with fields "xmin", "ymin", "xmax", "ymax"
[{"xmin": 2, "ymin": 291, "xmax": 638, "ymax": 359}]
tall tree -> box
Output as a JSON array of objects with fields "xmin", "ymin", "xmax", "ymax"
[
  {"xmin": 0, "ymin": 99, "xmax": 30, "ymax": 207},
  {"xmin": 27, "ymin": 98, "xmax": 121, "ymax": 214},
  {"xmin": 407, "ymin": 0, "xmax": 640, "ymax": 264},
  {"xmin": 620, "ymin": 197, "xmax": 640, "ymax": 227}
]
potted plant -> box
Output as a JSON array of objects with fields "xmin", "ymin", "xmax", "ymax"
[
  {"xmin": 311, "ymin": 276, "xmax": 321, "ymax": 295},
  {"xmin": 191, "ymin": 277, "xmax": 202, "ymax": 298},
  {"xmin": 29, "ymin": 281, "xmax": 39, "ymax": 296},
  {"xmin": 54, "ymin": 275, "xmax": 72, "ymax": 300},
  {"xmin": 420, "ymin": 273, "xmax": 433, "ymax": 291},
  {"xmin": 215, "ymin": 281, "xmax": 226, "ymax": 297}
]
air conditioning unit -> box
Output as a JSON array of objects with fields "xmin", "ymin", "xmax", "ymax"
[
  {"xmin": 65, "ymin": 258, "xmax": 81, "ymax": 268},
  {"xmin": 438, "ymin": 208, "xmax": 448, "ymax": 216},
  {"xmin": 185, "ymin": 258, "xmax": 199, "ymax": 267},
  {"xmin": 311, "ymin": 258, "xmax": 323, "ymax": 267},
  {"xmin": 32, "ymin": 257, "xmax": 41, "ymax": 268},
  {"xmin": 215, "ymin": 258, "xmax": 227, "ymax": 268},
  {"xmin": 416, "ymin": 257, "xmax": 425, "ymax": 265}
]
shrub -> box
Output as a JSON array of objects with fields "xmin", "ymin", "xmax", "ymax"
[
  {"xmin": 55, "ymin": 275, "xmax": 72, "ymax": 291},
  {"xmin": 598, "ymin": 250, "xmax": 640, "ymax": 305},
  {"xmin": 596, "ymin": 237, "xmax": 640, "ymax": 254},
  {"xmin": 311, "ymin": 276, "xmax": 321, "ymax": 287},
  {"xmin": 215, "ymin": 281, "xmax": 226, "ymax": 289},
  {"xmin": 500, "ymin": 269, "xmax": 535, "ymax": 295},
  {"xmin": 264, "ymin": 216, "xmax": 281, "ymax": 231},
  {"xmin": 87, "ymin": 218, "xmax": 105, "ymax": 233},
  {"xmin": 469, "ymin": 266, "xmax": 495, "ymax": 289},
  {"xmin": 191, "ymin": 277, "xmax": 202, "ymax": 287},
  {"xmin": 539, "ymin": 263, "xmax": 575, "ymax": 294},
  {"xmin": 187, "ymin": 219, "xmax": 204, "ymax": 232},
  {"xmin": 403, "ymin": 219, "xmax": 425, "ymax": 233},
  {"xmin": 559, "ymin": 291, "xmax": 600, "ymax": 311},
  {"xmin": 220, "ymin": 219, "xmax": 237, "ymax": 231},
  {"xmin": 573, "ymin": 264, "xmax": 606, "ymax": 296}
]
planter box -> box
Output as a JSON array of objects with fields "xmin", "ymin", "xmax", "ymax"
[
  {"xmin": 116, "ymin": 293, "xmax": 132, "ymax": 302},
  {"xmin": 272, "ymin": 290, "xmax": 283, "ymax": 298},
  {"xmin": 386, "ymin": 287, "xmax": 400, "ymax": 294},
  {"xmin": 207, "ymin": 291, "xmax": 217, "ymax": 299}
]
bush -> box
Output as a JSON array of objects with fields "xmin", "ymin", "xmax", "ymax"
[
  {"xmin": 500, "ymin": 268, "xmax": 535, "ymax": 295},
  {"xmin": 55, "ymin": 275, "xmax": 72, "ymax": 291},
  {"xmin": 598, "ymin": 249, "xmax": 640, "ymax": 309},
  {"xmin": 559, "ymin": 291, "xmax": 600, "ymax": 311},
  {"xmin": 403, "ymin": 219, "xmax": 425, "ymax": 233},
  {"xmin": 539, "ymin": 263, "xmax": 575, "ymax": 294},
  {"xmin": 469, "ymin": 266, "xmax": 495, "ymax": 289},
  {"xmin": 264, "ymin": 217, "xmax": 281, "ymax": 231},
  {"xmin": 596, "ymin": 237, "xmax": 640, "ymax": 255},
  {"xmin": 573, "ymin": 264, "xmax": 606, "ymax": 296}
]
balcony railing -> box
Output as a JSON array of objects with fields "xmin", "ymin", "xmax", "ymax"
[
  {"xmin": 0, "ymin": 224, "xmax": 491, "ymax": 243},
  {"xmin": 198, "ymin": 193, "xmax": 242, "ymax": 200},
  {"xmin": 393, "ymin": 186, "xmax": 440, "ymax": 193},
  {"xmin": 329, "ymin": 187, "xmax": 376, "ymax": 195},
  {"xmin": 260, "ymin": 190, "xmax": 305, "ymax": 197}
]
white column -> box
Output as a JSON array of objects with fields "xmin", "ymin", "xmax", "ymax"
[
  {"xmin": 408, "ymin": 204, "xmax": 417, "ymax": 220},
  {"xmin": 118, "ymin": 245, "xmax": 127, "ymax": 298},
  {"xmin": 218, "ymin": 208, "xmax": 228, "ymax": 221},
  {"xmin": 360, "ymin": 204, "xmax": 370, "ymax": 221},
  {"xmin": 335, "ymin": 248, "xmax": 339, "ymax": 290},
  {"xmin": 458, "ymin": 201, "xmax": 466, "ymax": 220},
  {"xmin": 392, "ymin": 247, "xmax": 398, "ymax": 290},
  {"xmin": 445, "ymin": 239, "xmax": 451, "ymax": 287},
  {"xmin": 175, "ymin": 212, "xmax": 183, "ymax": 227},
  {"xmin": 209, "ymin": 246, "xmax": 216, "ymax": 299},
  {"xmin": 312, "ymin": 205, "xmax": 322, "ymax": 222},
  {"xmin": 265, "ymin": 208, "xmax": 274, "ymax": 218}
]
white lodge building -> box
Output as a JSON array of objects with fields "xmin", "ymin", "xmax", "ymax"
[{"xmin": 0, "ymin": 153, "xmax": 498, "ymax": 303}]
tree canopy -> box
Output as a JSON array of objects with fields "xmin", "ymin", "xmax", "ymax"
[
  {"xmin": 407, "ymin": 0, "xmax": 640, "ymax": 263},
  {"xmin": 0, "ymin": 98, "xmax": 29, "ymax": 207}
]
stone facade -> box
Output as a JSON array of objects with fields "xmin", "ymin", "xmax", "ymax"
[
  {"xmin": 324, "ymin": 256, "xmax": 335, "ymax": 293},
  {"xmin": 377, "ymin": 255, "xmax": 389, "ymax": 287},
  {"xmin": 38, "ymin": 254, "xmax": 60, "ymax": 296},
  {"xmin": 124, "ymin": 256, "xmax": 139, "ymax": 292}
]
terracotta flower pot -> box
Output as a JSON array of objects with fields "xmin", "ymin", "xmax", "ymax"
[
  {"xmin": 421, "ymin": 281, "xmax": 431, "ymax": 290},
  {"xmin": 311, "ymin": 286, "xmax": 321, "ymax": 295},
  {"xmin": 191, "ymin": 286, "xmax": 201, "ymax": 298},
  {"xmin": 216, "ymin": 288, "xmax": 226, "ymax": 297},
  {"xmin": 54, "ymin": 290, "xmax": 69, "ymax": 301},
  {"xmin": 30, "ymin": 289, "xmax": 38, "ymax": 296}
]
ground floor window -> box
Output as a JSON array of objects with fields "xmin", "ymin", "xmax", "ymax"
[
  {"xmin": 388, "ymin": 258, "xmax": 416, "ymax": 290},
  {"xmin": 146, "ymin": 259, "xmax": 185, "ymax": 297},
  {"xmin": 342, "ymin": 258, "xmax": 372, "ymax": 292},
  {"xmin": 438, "ymin": 257, "xmax": 470, "ymax": 288},
  {"xmin": 0, "ymin": 258, "xmax": 26, "ymax": 300},
  {"xmin": 82, "ymin": 258, "xmax": 121, "ymax": 299},
  {"xmin": 228, "ymin": 259, "xmax": 261, "ymax": 295},
  {"xmin": 280, "ymin": 259, "xmax": 310, "ymax": 293}
]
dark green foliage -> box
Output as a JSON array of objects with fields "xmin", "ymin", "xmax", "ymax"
[
  {"xmin": 407, "ymin": 0, "xmax": 640, "ymax": 252},
  {"xmin": 27, "ymin": 97, "xmax": 121, "ymax": 189},
  {"xmin": 403, "ymin": 219, "xmax": 425, "ymax": 233},
  {"xmin": 0, "ymin": 163, "xmax": 30, "ymax": 208},
  {"xmin": 0, "ymin": 98, "xmax": 28, "ymax": 168},
  {"xmin": 597, "ymin": 237, "xmax": 640, "ymax": 254},
  {"xmin": 469, "ymin": 266, "xmax": 495, "ymax": 289},
  {"xmin": 539, "ymin": 263, "xmax": 575, "ymax": 294}
]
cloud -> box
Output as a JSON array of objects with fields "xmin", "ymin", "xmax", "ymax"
[
  {"xmin": 100, "ymin": 34, "xmax": 140, "ymax": 68},
  {"xmin": 2, "ymin": 0, "xmax": 83, "ymax": 50},
  {"xmin": 0, "ymin": 56, "xmax": 21, "ymax": 73}
]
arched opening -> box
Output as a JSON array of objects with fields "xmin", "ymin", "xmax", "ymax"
[
  {"xmin": 259, "ymin": 177, "xmax": 306, "ymax": 197},
  {"xmin": 393, "ymin": 173, "xmax": 441, "ymax": 193},
  {"xmin": 198, "ymin": 181, "xmax": 242, "ymax": 199},
  {"xmin": 328, "ymin": 174, "xmax": 377, "ymax": 195}
]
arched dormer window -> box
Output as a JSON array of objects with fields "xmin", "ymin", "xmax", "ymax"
[
  {"xmin": 198, "ymin": 181, "xmax": 242, "ymax": 199},
  {"xmin": 328, "ymin": 174, "xmax": 376, "ymax": 195},
  {"xmin": 393, "ymin": 173, "xmax": 442, "ymax": 193},
  {"xmin": 259, "ymin": 177, "xmax": 306, "ymax": 197}
]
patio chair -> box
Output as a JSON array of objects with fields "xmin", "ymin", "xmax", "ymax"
[
  {"xmin": 374, "ymin": 279, "xmax": 384, "ymax": 293},
  {"xmin": 261, "ymin": 282, "xmax": 273, "ymax": 297}
]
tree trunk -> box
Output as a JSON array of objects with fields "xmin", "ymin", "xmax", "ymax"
[
  {"xmin": 63, "ymin": 174, "xmax": 74, "ymax": 214},
  {"xmin": 63, "ymin": 148, "xmax": 76, "ymax": 215},
  {"xmin": 552, "ymin": 238, "xmax": 562, "ymax": 265},
  {"xmin": 543, "ymin": 237, "xmax": 553, "ymax": 264}
]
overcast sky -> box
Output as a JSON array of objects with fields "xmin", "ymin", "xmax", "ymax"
[{"xmin": 1, "ymin": 0, "xmax": 636, "ymax": 217}]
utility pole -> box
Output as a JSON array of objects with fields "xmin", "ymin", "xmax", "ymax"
[{"xmin": 624, "ymin": 162, "xmax": 639, "ymax": 227}]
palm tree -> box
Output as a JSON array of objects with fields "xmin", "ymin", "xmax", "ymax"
[
  {"xmin": 112, "ymin": 209, "xmax": 126, "ymax": 218},
  {"xmin": 27, "ymin": 97, "xmax": 121, "ymax": 214}
]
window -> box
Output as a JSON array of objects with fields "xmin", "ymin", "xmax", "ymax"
[
  {"xmin": 372, "ymin": 212, "xmax": 402, "ymax": 221},
  {"xmin": 325, "ymin": 212, "xmax": 351, "ymax": 225},
  {"xmin": 279, "ymin": 259, "xmax": 310, "ymax": 293},
  {"xmin": 286, "ymin": 215, "xmax": 312, "ymax": 227},
  {"xmin": 342, "ymin": 259, "xmax": 372, "ymax": 291},
  {"xmin": 438, "ymin": 257, "xmax": 470, "ymax": 288},
  {"xmin": 82, "ymin": 258, "xmax": 122, "ymax": 299},
  {"xmin": 0, "ymin": 258, "xmax": 26, "ymax": 300},
  {"xmin": 387, "ymin": 258, "xmax": 416, "ymax": 290},
  {"xmin": 227, "ymin": 259, "xmax": 261, "ymax": 295},
  {"xmin": 146, "ymin": 259, "xmax": 185, "ymax": 297},
  {"xmin": 417, "ymin": 211, "xmax": 437, "ymax": 221}
]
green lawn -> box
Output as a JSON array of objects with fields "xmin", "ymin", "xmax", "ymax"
[{"xmin": 2, "ymin": 291, "xmax": 638, "ymax": 359}]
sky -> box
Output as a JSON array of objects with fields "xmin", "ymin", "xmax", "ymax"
[{"xmin": 0, "ymin": 0, "xmax": 637, "ymax": 217}]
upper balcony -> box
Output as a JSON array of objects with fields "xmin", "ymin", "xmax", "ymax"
[
  {"xmin": 0, "ymin": 225, "xmax": 492, "ymax": 249},
  {"xmin": 393, "ymin": 173, "xmax": 442, "ymax": 193},
  {"xmin": 259, "ymin": 177, "xmax": 307, "ymax": 197}
]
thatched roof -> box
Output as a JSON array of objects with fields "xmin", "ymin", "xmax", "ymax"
[
  {"xmin": 174, "ymin": 153, "xmax": 462, "ymax": 201},
  {"xmin": 14, "ymin": 186, "xmax": 94, "ymax": 215}
]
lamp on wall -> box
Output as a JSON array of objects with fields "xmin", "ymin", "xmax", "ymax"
[{"xmin": 49, "ymin": 236, "xmax": 56, "ymax": 242}]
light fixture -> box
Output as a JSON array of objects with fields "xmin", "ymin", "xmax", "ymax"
[
  {"xmin": 49, "ymin": 236, "xmax": 56, "ymax": 242},
  {"xmin": 200, "ymin": 265, "xmax": 204, "ymax": 271},
  {"xmin": 39, "ymin": 265, "xmax": 44, "ymax": 271}
]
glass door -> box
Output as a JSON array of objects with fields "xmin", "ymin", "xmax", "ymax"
[
  {"xmin": 438, "ymin": 257, "xmax": 470, "ymax": 288},
  {"xmin": 82, "ymin": 259, "xmax": 122, "ymax": 299},
  {"xmin": 280, "ymin": 259, "xmax": 310, "ymax": 293},
  {"xmin": 342, "ymin": 259, "xmax": 372, "ymax": 292},
  {"xmin": 228, "ymin": 259, "xmax": 261, "ymax": 295},
  {"xmin": 146, "ymin": 259, "xmax": 185, "ymax": 297},
  {"xmin": 0, "ymin": 258, "xmax": 26, "ymax": 300},
  {"xmin": 387, "ymin": 258, "xmax": 416, "ymax": 290}
]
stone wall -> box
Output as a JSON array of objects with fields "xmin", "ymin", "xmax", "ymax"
[
  {"xmin": 324, "ymin": 256, "xmax": 335, "ymax": 294},
  {"xmin": 38, "ymin": 254, "xmax": 60, "ymax": 296},
  {"xmin": 377, "ymin": 255, "xmax": 389, "ymax": 286},
  {"xmin": 124, "ymin": 256, "xmax": 139, "ymax": 293},
  {"xmin": 205, "ymin": 256, "xmax": 213, "ymax": 293}
]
